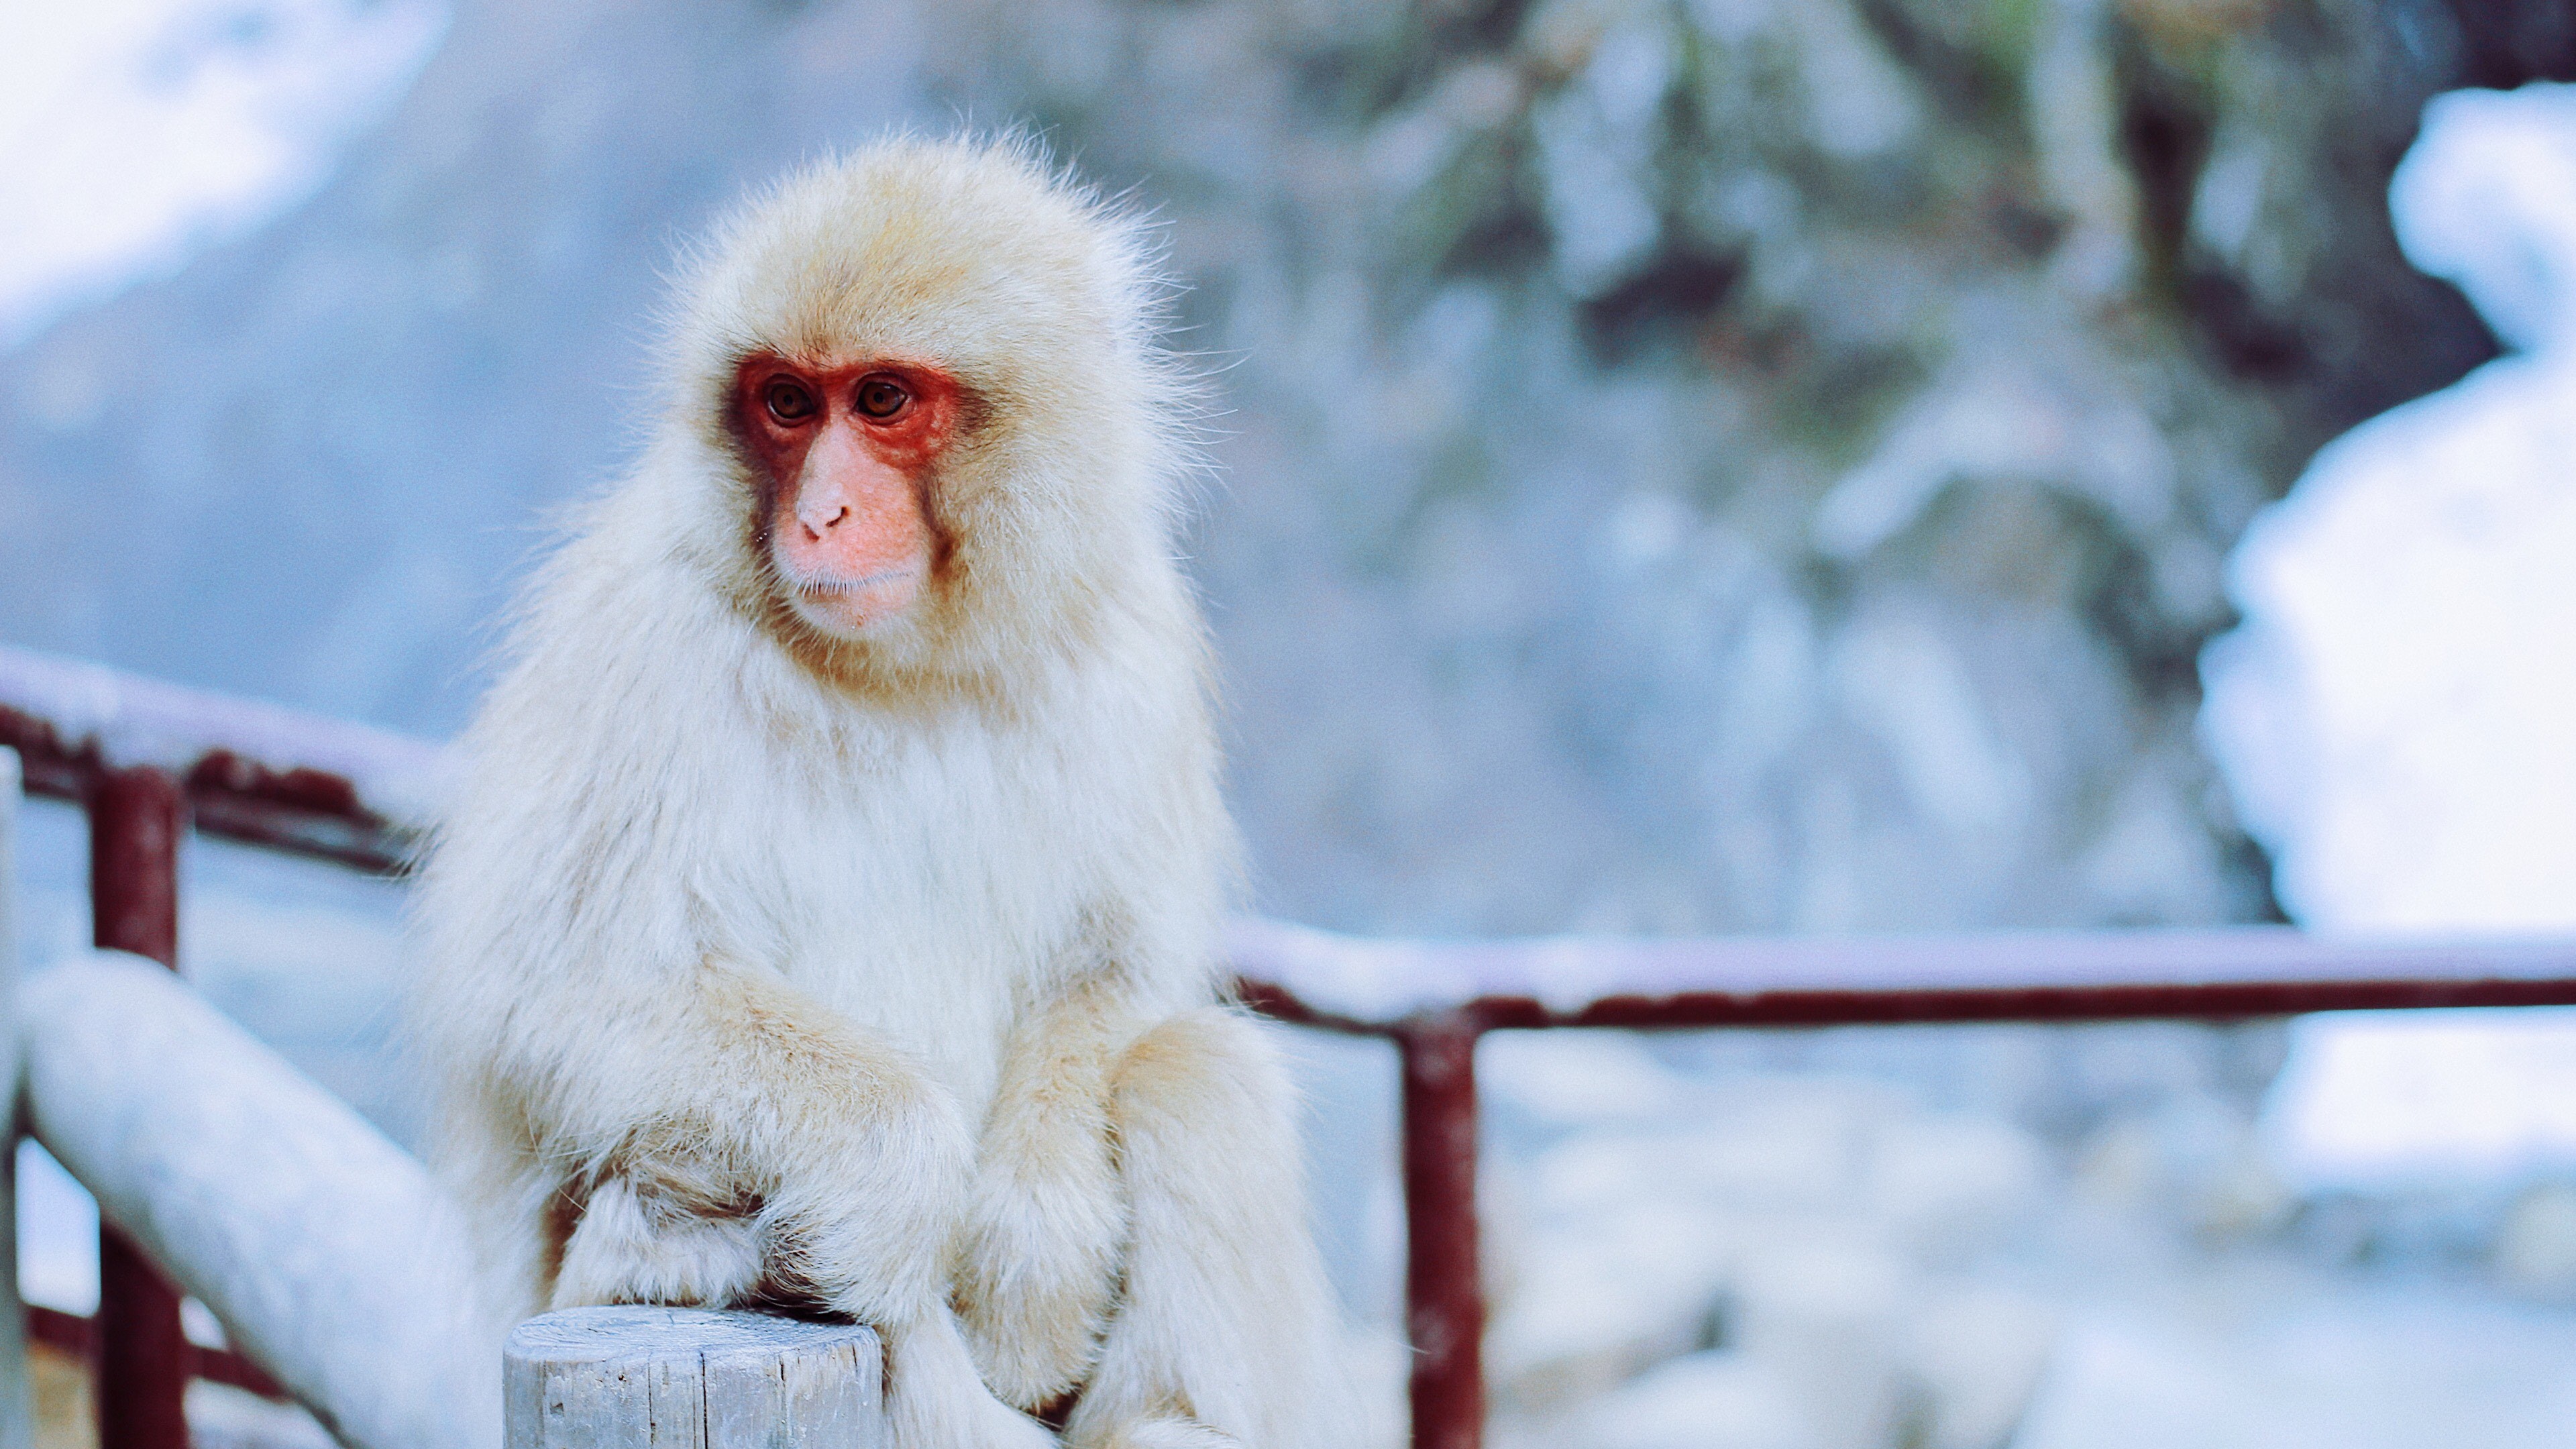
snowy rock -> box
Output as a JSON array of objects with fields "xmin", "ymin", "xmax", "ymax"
[
  {"xmin": 1564, "ymin": 1349, "xmax": 1816, "ymax": 1449},
  {"xmin": 2390, "ymin": 85, "xmax": 2576, "ymax": 355},
  {"xmin": 2077, "ymin": 1092, "xmax": 2291, "ymax": 1238},
  {"xmin": 2203, "ymin": 83, "xmax": 2576, "ymax": 932},
  {"xmin": 2263, "ymin": 1007, "xmax": 2576, "ymax": 1191},
  {"xmin": 2200, "ymin": 77, "xmax": 2576, "ymax": 1234},
  {"xmin": 1730, "ymin": 1241, "xmax": 1912, "ymax": 1449},
  {"xmin": 1484, "ymin": 1030, "xmax": 1688, "ymax": 1126},
  {"xmin": 1486, "ymin": 1202, "xmax": 1735, "ymax": 1413},
  {"xmin": 1904, "ymin": 1287, "xmax": 2055, "ymax": 1449},
  {"xmin": 2010, "ymin": 1293, "xmax": 2576, "ymax": 1449},
  {"xmin": 1863, "ymin": 1114, "xmax": 2048, "ymax": 1263},
  {"xmin": 2493, "ymin": 1182, "xmax": 2576, "ymax": 1300}
]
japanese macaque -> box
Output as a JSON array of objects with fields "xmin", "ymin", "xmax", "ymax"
[{"xmin": 409, "ymin": 138, "xmax": 1352, "ymax": 1448}]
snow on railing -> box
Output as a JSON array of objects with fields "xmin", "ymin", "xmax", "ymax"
[
  {"xmin": 23, "ymin": 954, "xmax": 479, "ymax": 1449},
  {"xmin": 0, "ymin": 645, "xmax": 437, "ymax": 873},
  {"xmin": 1232, "ymin": 914, "xmax": 2576, "ymax": 1028}
]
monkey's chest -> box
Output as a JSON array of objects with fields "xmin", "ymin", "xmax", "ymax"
[{"xmin": 723, "ymin": 745, "xmax": 1104, "ymax": 1114}]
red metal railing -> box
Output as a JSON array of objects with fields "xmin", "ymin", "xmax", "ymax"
[
  {"xmin": 87, "ymin": 767, "xmax": 189, "ymax": 1449},
  {"xmin": 10, "ymin": 642, "xmax": 2576, "ymax": 1449},
  {"xmin": 1232, "ymin": 928, "xmax": 2576, "ymax": 1449}
]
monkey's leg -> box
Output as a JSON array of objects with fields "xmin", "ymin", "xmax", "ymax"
[
  {"xmin": 517, "ymin": 960, "xmax": 1053, "ymax": 1448},
  {"xmin": 1065, "ymin": 1010, "xmax": 1356, "ymax": 1449},
  {"xmin": 954, "ymin": 981, "xmax": 1134, "ymax": 1409},
  {"xmin": 550, "ymin": 1172, "xmax": 1051, "ymax": 1449},
  {"xmin": 882, "ymin": 1309, "xmax": 1063, "ymax": 1449}
]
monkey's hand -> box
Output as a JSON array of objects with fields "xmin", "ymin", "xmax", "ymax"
[
  {"xmin": 540, "ymin": 961, "xmax": 978, "ymax": 1330},
  {"xmin": 553, "ymin": 1150, "xmax": 767, "ymax": 1309},
  {"xmin": 952, "ymin": 982, "xmax": 1136, "ymax": 1409}
]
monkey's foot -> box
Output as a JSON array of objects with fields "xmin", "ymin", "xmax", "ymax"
[
  {"xmin": 1075, "ymin": 1423, "xmax": 1240, "ymax": 1449},
  {"xmin": 551, "ymin": 1176, "xmax": 766, "ymax": 1309},
  {"xmin": 883, "ymin": 1311, "xmax": 1059, "ymax": 1448}
]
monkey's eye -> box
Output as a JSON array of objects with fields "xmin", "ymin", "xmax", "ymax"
[
  {"xmin": 855, "ymin": 375, "xmax": 912, "ymax": 420},
  {"xmin": 762, "ymin": 378, "xmax": 818, "ymax": 424}
]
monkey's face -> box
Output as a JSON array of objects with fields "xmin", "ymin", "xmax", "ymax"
[
  {"xmin": 733, "ymin": 354, "xmax": 962, "ymax": 639},
  {"xmin": 666, "ymin": 140, "xmax": 1189, "ymax": 680}
]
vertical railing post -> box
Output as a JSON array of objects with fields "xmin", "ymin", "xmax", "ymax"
[
  {"xmin": 1397, "ymin": 1011, "xmax": 1484, "ymax": 1449},
  {"xmin": 86, "ymin": 766, "xmax": 189, "ymax": 1449},
  {"xmin": 0, "ymin": 749, "xmax": 32, "ymax": 1449}
]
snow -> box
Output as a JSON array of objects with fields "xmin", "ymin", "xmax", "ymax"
[
  {"xmin": 2204, "ymin": 87, "xmax": 2576, "ymax": 933},
  {"xmin": 0, "ymin": 0, "xmax": 447, "ymax": 350},
  {"xmin": 17, "ymin": 1140, "xmax": 97, "ymax": 1316},
  {"xmin": 2202, "ymin": 83, "xmax": 2576, "ymax": 1191},
  {"xmin": 0, "ymin": 643, "xmax": 450, "ymax": 826},
  {"xmin": 2011, "ymin": 1289, "xmax": 2576, "ymax": 1449},
  {"xmin": 2389, "ymin": 87, "xmax": 2576, "ymax": 355},
  {"xmin": 2264, "ymin": 1007, "xmax": 2576, "ymax": 1190},
  {"xmin": 6, "ymin": 794, "xmax": 417, "ymax": 1342}
]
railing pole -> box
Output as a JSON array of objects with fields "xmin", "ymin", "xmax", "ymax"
[
  {"xmin": 86, "ymin": 767, "xmax": 189, "ymax": 1449},
  {"xmin": 0, "ymin": 749, "xmax": 31, "ymax": 1449},
  {"xmin": 1398, "ymin": 1012, "xmax": 1484, "ymax": 1449}
]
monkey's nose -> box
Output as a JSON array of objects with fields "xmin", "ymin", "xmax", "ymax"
[{"xmin": 800, "ymin": 504, "xmax": 852, "ymax": 541}]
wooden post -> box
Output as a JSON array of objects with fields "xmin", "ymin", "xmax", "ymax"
[
  {"xmin": 505, "ymin": 1307, "xmax": 885, "ymax": 1449},
  {"xmin": 0, "ymin": 749, "xmax": 32, "ymax": 1449},
  {"xmin": 86, "ymin": 766, "xmax": 189, "ymax": 1449}
]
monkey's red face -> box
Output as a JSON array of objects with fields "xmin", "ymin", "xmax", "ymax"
[{"xmin": 734, "ymin": 354, "xmax": 961, "ymax": 636}]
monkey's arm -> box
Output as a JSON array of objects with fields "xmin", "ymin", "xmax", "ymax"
[
  {"xmin": 1072, "ymin": 1008, "xmax": 1358, "ymax": 1449},
  {"xmin": 951, "ymin": 976, "xmax": 1142, "ymax": 1409},
  {"xmin": 506, "ymin": 956, "xmax": 975, "ymax": 1327}
]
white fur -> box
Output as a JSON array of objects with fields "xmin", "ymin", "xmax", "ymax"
[{"xmin": 407, "ymin": 137, "xmax": 1353, "ymax": 1448}]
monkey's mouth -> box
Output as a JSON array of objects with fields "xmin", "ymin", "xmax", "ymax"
[
  {"xmin": 780, "ymin": 565, "xmax": 923, "ymax": 635},
  {"xmin": 794, "ymin": 568, "xmax": 919, "ymax": 597}
]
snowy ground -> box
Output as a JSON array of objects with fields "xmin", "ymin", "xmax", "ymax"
[{"xmin": 1470, "ymin": 1025, "xmax": 2576, "ymax": 1449}]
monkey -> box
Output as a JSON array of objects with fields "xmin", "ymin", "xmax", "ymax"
[{"xmin": 407, "ymin": 137, "xmax": 1354, "ymax": 1449}]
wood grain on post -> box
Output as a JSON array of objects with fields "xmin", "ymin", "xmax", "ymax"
[{"xmin": 505, "ymin": 1307, "xmax": 885, "ymax": 1449}]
